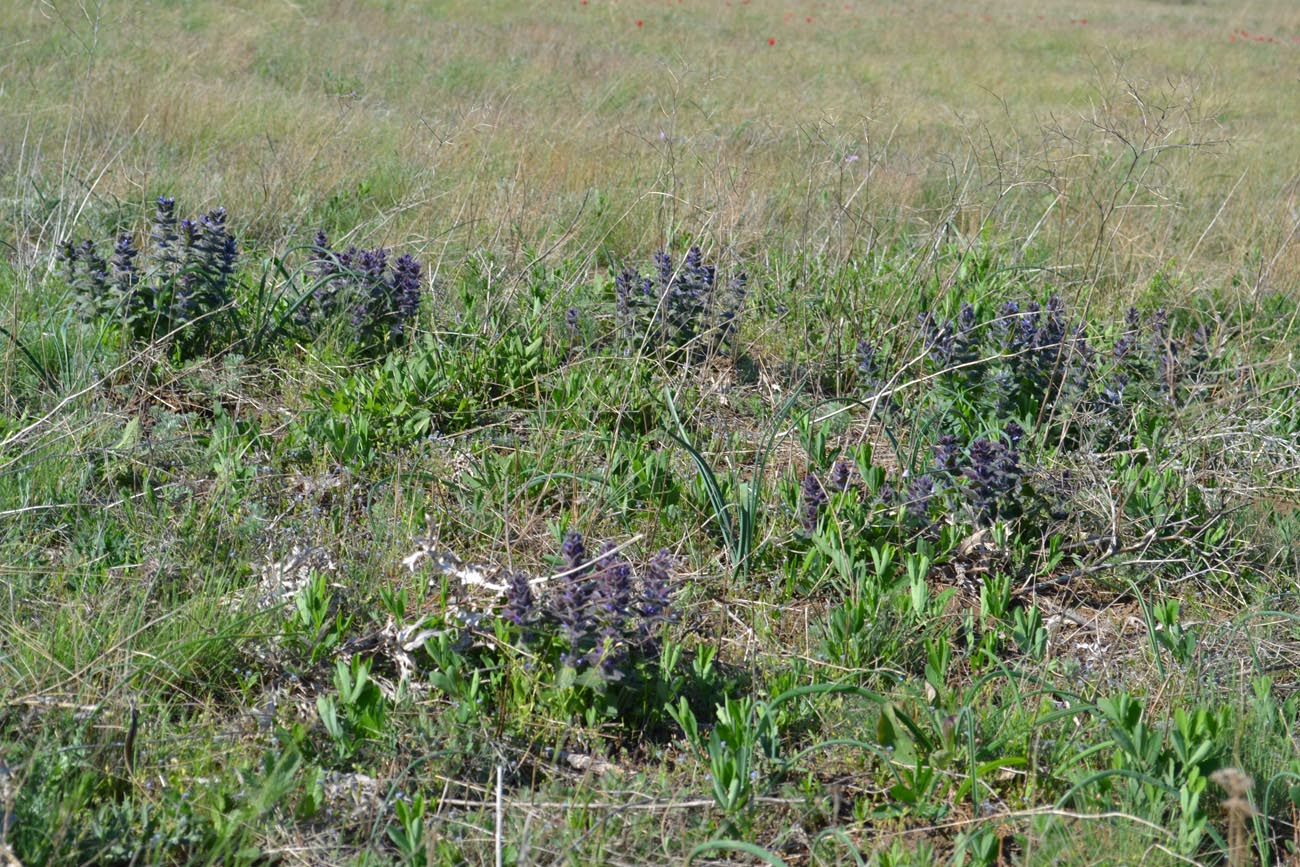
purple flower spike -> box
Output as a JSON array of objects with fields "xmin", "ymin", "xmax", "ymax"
[
  {"xmin": 800, "ymin": 474, "xmax": 828, "ymax": 533},
  {"xmin": 503, "ymin": 572, "xmax": 535, "ymax": 626}
]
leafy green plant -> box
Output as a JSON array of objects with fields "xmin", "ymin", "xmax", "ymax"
[
  {"xmin": 1146, "ymin": 598, "xmax": 1198, "ymax": 669},
  {"xmin": 1008, "ymin": 604, "xmax": 1047, "ymax": 661},
  {"xmin": 291, "ymin": 572, "xmax": 350, "ymax": 666},
  {"xmin": 1070, "ymin": 693, "xmax": 1228, "ymax": 856},
  {"xmin": 305, "ymin": 319, "xmax": 551, "ymax": 462},
  {"xmin": 707, "ymin": 695, "xmax": 761, "ymax": 821},
  {"xmin": 316, "ymin": 657, "xmax": 390, "ymax": 761},
  {"xmin": 952, "ymin": 825, "xmax": 1004, "ymax": 867},
  {"xmin": 387, "ymin": 792, "xmax": 430, "ymax": 865}
]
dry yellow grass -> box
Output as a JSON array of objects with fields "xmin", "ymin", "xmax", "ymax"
[{"xmin": 2, "ymin": 0, "xmax": 1297, "ymax": 289}]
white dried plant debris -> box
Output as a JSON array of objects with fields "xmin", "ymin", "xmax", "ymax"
[
  {"xmin": 399, "ymin": 539, "xmax": 511, "ymax": 659},
  {"xmin": 339, "ymin": 617, "xmax": 444, "ymax": 699},
  {"xmin": 402, "ymin": 538, "xmax": 504, "ymax": 592},
  {"xmin": 547, "ymin": 748, "xmax": 622, "ymax": 777},
  {"xmin": 318, "ymin": 771, "xmax": 385, "ymax": 824},
  {"xmin": 0, "ymin": 760, "xmax": 14, "ymax": 841},
  {"xmin": 242, "ymin": 545, "xmax": 339, "ymax": 613},
  {"xmin": 288, "ymin": 466, "xmax": 349, "ymax": 500}
]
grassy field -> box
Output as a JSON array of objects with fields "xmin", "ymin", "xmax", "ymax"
[{"xmin": 3, "ymin": 0, "xmax": 1300, "ymax": 865}]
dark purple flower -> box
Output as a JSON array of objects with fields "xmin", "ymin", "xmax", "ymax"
[
  {"xmin": 918, "ymin": 305, "xmax": 978, "ymax": 374},
  {"xmin": 503, "ymin": 572, "xmax": 535, "ymax": 626},
  {"xmin": 390, "ymin": 253, "xmax": 422, "ymax": 331},
  {"xmin": 107, "ymin": 233, "xmax": 144, "ymax": 320},
  {"xmin": 592, "ymin": 542, "xmax": 633, "ymax": 620},
  {"xmin": 933, "ymin": 434, "xmax": 964, "ymax": 478},
  {"xmin": 552, "ymin": 565, "xmax": 593, "ymax": 669},
  {"xmin": 195, "ymin": 208, "xmax": 236, "ymax": 289},
  {"xmin": 615, "ymin": 269, "xmax": 636, "ymax": 321},
  {"xmin": 963, "ymin": 436, "xmax": 1022, "ymax": 524},
  {"xmin": 1114, "ymin": 307, "xmax": 1141, "ymax": 364},
  {"xmin": 901, "ymin": 474, "xmax": 936, "ymax": 523},
  {"xmin": 1150, "ymin": 308, "xmax": 1169, "ymax": 341},
  {"xmin": 800, "ymin": 474, "xmax": 828, "ymax": 533},
  {"xmin": 615, "ymin": 248, "xmax": 741, "ymax": 356},
  {"xmin": 994, "ymin": 300, "xmax": 1020, "ymax": 342},
  {"xmin": 76, "ymin": 239, "xmax": 107, "ymax": 291},
  {"xmin": 358, "ymin": 247, "xmax": 387, "ymax": 282},
  {"xmin": 561, "ymin": 530, "xmax": 587, "ymax": 574},
  {"xmin": 917, "ymin": 311, "xmax": 952, "ymax": 366},
  {"xmin": 1100, "ymin": 375, "xmax": 1127, "ymax": 409},
  {"xmin": 682, "ymin": 245, "xmax": 715, "ymax": 294},
  {"xmin": 654, "ymin": 249, "xmax": 675, "ymax": 291},
  {"xmin": 151, "ymin": 196, "xmax": 179, "ymax": 270},
  {"xmin": 110, "ymin": 233, "xmax": 138, "ymax": 285},
  {"xmin": 957, "ymin": 303, "xmax": 976, "ymax": 333},
  {"xmin": 58, "ymin": 239, "xmax": 78, "ymax": 280},
  {"xmin": 178, "ymin": 219, "xmax": 200, "ymax": 249},
  {"xmin": 1012, "ymin": 301, "xmax": 1040, "ymax": 355},
  {"xmin": 856, "ymin": 338, "xmax": 879, "ymax": 376},
  {"xmin": 66, "ymin": 238, "xmax": 108, "ymax": 320},
  {"xmin": 828, "ymin": 459, "xmax": 853, "ymax": 493}
]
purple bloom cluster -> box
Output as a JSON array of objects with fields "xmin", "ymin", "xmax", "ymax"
[
  {"xmin": 962, "ymin": 434, "xmax": 1023, "ymax": 524},
  {"xmin": 854, "ymin": 336, "xmax": 896, "ymax": 404},
  {"xmin": 171, "ymin": 207, "xmax": 238, "ymax": 323},
  {"xmin": 800, "ymin": 474, "xmax": 829, "ymax": 533},
  {"xmin": 918, "ymin": 303, "xmax": 979, "ymax": 374},
  {"xmin": 110, "ymin": 234, "xmax": 140, "ymax": 295},
  {"xmin": 1103, "ymin": 306, "xmax": 1211, "ymax": 411},
  {"xmin": 561, "ymin": 530, "xmax": 587, "ymax": 573},
  {"xmin": 932, "ymin": 434, "xmax": 964, "ymax": 478},
  {"xmin": 151, "ymin": 196, "xmax": 180, "ymax": 271},
  {"xmin": 61, "ymin": 239, "xmax": 109, "ymax": 321},
  {"xmin": 502, "ymin": 572, "xmax": 535, "ymax": 627},
  {"xmin": 793, "ymin": 421, "xmax": 1030, "ymax": 535},
  {"xmin": 855, "ymin": 339, "xmax": 879, "ymax": 377},
  {"xmin": 614, "ymin": 246, "xmax": 745, "ymax": 356},
  {"xmin": 901, "ymin": 474, "xmax": 936, "ymax": 523},
  {"xmin": 931, "ymin": 426, "xmax": 1025, "ymax": 524},
  {"xmin": 828, "ymin": 459, "xmax": 854, "ymax": 493},
  {"xmin": 500, "ymin": 532, "xmax": 676, "ymax": 680},
  {"xmin": 300, "ymin": 230, "xmax": 424, "ymax": 347},
  {"xmin": 59, "ymin": 196, "xmax": 239, "ymax": 348},
  {"xmin": 996, "ymin": 296, "xmax": 1093, "ymax": 409},
  {"xmin": 797, "ymin": 457, "xmax": 938, "ymax": 532}
]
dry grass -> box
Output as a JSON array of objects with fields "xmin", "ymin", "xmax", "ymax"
[{"xmin": 2, "ymin": 0, "xmax": 1298, "ymax": 291}]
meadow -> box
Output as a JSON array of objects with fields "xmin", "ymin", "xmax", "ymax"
[{"xmin": 3, "ymin": 0, "xmax": 1300, "ymax": 864}]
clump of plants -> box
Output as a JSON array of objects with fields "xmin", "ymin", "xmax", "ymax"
[
  {"xmin": 60, "ymin": 196, "xmax": 239, "ymax": 354},
  {"xmin": 1102, "ymin": 305, "xmax": 1212, "ymax": 410},
  {"xmin": 295, "ymin": 230, "xmax": 425, "ymax": 350},
  {"xmin": 614, "ymin": 246, "xmax": 746, "ymax": 358},
  {"xmin": 855, "ymin": 295, "xmax": 1219, "ymax": 449},
  {"xmin": 464, "ymin": 530, "xmax": 698, "ymax": 732},
  {"xmin": 797, "ymin": 422, "xmax": 1029, "ymax": 540},
  {"xmin": 502, "ymin": 531, "xmax": 674, "ymax": 679}
]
